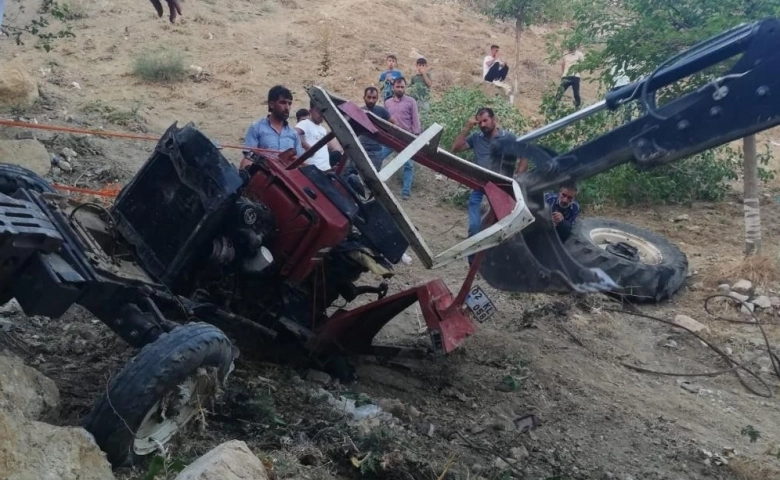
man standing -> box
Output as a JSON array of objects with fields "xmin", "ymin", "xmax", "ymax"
[
  {"xmin": 384, "ymin": 77, "xmax": 421, "ymax": 199},
  {"xmin": 482, "ymin": 45, "xmax": 511, "ymax": 95},
  {"xmin": 295, "ymin": 103, "xmax": 343, "ymax": 171},
  {"xmin": 558, "ymin": 45, "xmax": 585, "ymax": 108},
  {"xmin": 358, "ymin": 86, "xmax": 395, "ymax": 170},
  {"xmin": 544, "ymin": 183, "xmax": 580, "ymax": 242},
  {"xmin": 408, "ymin": 57, "xmax": 433, "ymax": 111},
  {"xmin": 244, "ymin": 85, "xmax": 304, "ymax": 156},
  {"xmin": 452, "ymin": 107, "xmax": 528, "ymax": 263},
  {"xmin": 378, "ymin": 54, "xmax": 404, "ymax": 102}
]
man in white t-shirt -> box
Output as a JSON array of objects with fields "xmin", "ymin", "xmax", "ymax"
[
  {"xmin": 482, "ymin": 44, "xmax": 512, "ymax": 95},
  {"xmin": 558, "ymin": 45, "xmax": 585, "ymax": 108},
  {"xmin": 294, "ymin": 104, "xmax": 343, "ymax": 171}
]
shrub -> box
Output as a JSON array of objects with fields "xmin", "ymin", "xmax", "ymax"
[
  {"xmin": 422, "ymin": 85, "xmax": 527, "ymax": 164},
  {"xmin": 133, "ymin": 49, "xmax": 187, "ymax": 83},
  {"xmin": 422, "ymin": 86, "xmax": 527, "ymax": 209}
]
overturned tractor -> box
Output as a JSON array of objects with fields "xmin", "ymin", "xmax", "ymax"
[{"xmin": 1, "ymin": 18, "xmax": 779, "ymax": 467}]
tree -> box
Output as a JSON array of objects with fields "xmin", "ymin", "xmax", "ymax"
[
  {"xmin": 483, "ymin": 0, "xmax": 559, "ymax": 104},
  {"xmin": 561, "ymin": 0, "xmax": 780, "ymax": 253},
  {"xmin": 2, "ymin": 0, "xmax": 75, "ymax": 52}
]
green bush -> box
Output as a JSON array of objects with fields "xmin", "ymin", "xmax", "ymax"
[
  {"xmin": 133, "ymin": 49, "xmax": 187, "ymax": 83},
  {"xmin": 536, "ymin": 85, "xmax": 774, "ymax": 206},
  {"xmin": 422, "ymin": 85, "xmax": 527, "ymax": 164}
]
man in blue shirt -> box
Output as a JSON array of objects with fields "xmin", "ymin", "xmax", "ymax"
[
  {"xmin": 243, "ymin": 85, "xmax": 304, "ymax": 156},
  {"xmin": 452, "ymin": 107, "xmax": 528, "ymax": 264},
  {"xmin": 544, "ymin": 183, "xmax": 580, "ymax": 242}
]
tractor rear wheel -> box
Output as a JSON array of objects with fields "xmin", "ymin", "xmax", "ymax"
[
  {"xmin": 564, "ymin": 218, "xmax": 688, "ymax": 302},
  {"xmin": 0, "ymin": 162, "xmax": 54, "ymax": 196},
  {"xmin": 83, "ymin": 322, "xmax": 235, "ymax": 467}
]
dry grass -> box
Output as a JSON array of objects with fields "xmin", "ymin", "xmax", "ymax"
[
  {"xmin": 728, "ymin": 456, "xmax": 780, "ymax": 480},
  {"xmin": 705, "ymin": 254, "xmax": 779, "ymax": 287}
]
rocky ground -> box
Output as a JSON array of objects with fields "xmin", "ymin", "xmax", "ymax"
[{"xmin": 3, "ymin": 1, "xmax": 780, "ymax": 479}]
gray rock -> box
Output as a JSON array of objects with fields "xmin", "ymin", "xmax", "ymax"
[
  {"xmin": 305, "ymin": 369, "xmax": 332, "ymax": 386},
  {"xmin": 0, "ymin": 318, "xmax": 12, "ymax": 332},
  {"xmin": 728, "ymin": 291, "xmax": 749, "ymax": 303},
  {"xmin": 61, "ymin": 147, "xmax": 78, "ymax": 159},
  {"xmin": 732, "ymin": 279, "xmax": 753, "ymax": 295},
  {"xmin": 673, "ymin": 314, "xmax": 710, "ymax": 333},
  {"xmin": 510, "ymin": 445, "xmax": 529, "ymax": 460},
  {"xmin": 0, "ymin": 410, "xmax": 116, "ymax": 480},
  {"xmin": 0, "ymin": 140, "xmax": 51, "ymax": 176},
  {"xmin": 717, "ymin": 284, "xmax": 730, "ymax": 293},
  {"xmin": 0, "ymin": 353, "xmax": 60, "ymax": 422},
  {"xmin": 771, "ymin": 297, "xmax": 780, "ymax": 308},
  {"xmin": 741, "ymin": 303, "xmax": 755, "ymax": 315},
  {"xmin": 674, "ymin": 214, "xmax": 690, "ymax": 222},
  {"xmin": 753, "ymin": 295, "xmax": 772, "ymax": 309},
  {"xmin": 174, "ymin": 440, "xmax": 270, "ymax": 480},
  {"xmin": 0, "ymin": 63, "xmax": 39, "ymax": 107}
]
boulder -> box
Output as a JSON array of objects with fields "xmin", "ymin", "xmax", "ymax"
[
  {"xmin": 673, "ymin": 314, "xmax": 710, "ymax": 334},
  {"xmin": 174, "ymin": 440, "xmax": 270, "ymax": 480},
  {"xmin": 0, "ymin": 64, "xmax": 39, "ymax": 107},
  {"xmin": 717, "ymin": 284, "xmax": 730, "ymax": 293},
  {"xmin": 0, "ymin": 410, "xmax": 115, "ymax": 480},
  {"xmin": 728, "ymin": 292, "xmax": 749, "ymax": 303},
  {"xmin": 753, "ymin": 296, "xmax": 772, "ymax": 309},
  {"xmin": 731, "ymin": 279, "xmax": 753, "ymax": 295},
  {"xmin": 0, "ymin": 140, "xmax": 52, "ymax": 176},
  {"xmin": 0, "ymin": 352, "xmax": 59, "ymax": 422}
]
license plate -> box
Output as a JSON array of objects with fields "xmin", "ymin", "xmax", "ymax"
[{"xmin": 464, "ymin": 285, "xmax": 497, "ymax": 323}]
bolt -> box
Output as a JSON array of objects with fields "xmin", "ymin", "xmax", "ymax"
[
  {"xmin": 757, "ymin": 86, "xmax": 770, "ymax": 97},
  {"xmin": 677, "ymin": 120, "xmax": 690, "ymax": 131},
  {"xmin": 130, "ymin": 330, "xmax": 138, "ymax": 338},
  {"xmin": 636, "ymin": 139, "xmax": 647, "ymax": 149},
  {"xmin": 710, "ymin": 106, "xmax": 722, "ymax": 117}
]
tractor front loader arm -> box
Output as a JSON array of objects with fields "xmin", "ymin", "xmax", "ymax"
[
  {"xmin": 517, "ymin": 18, "xmax": 780, "ymax": 197},
  {"xmin": 480, "ymin": 17, "xmax": 780, "ymax": 294}
]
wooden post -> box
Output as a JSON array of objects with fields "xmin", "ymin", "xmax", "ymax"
[{"xmin": 743, "ymin": 134, "xmax": 761, "ymax": 256}]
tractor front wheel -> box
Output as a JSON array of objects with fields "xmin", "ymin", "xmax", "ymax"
[{"xmin": 83, "ymin": 322, "xmax": 235, "ymax": 467}]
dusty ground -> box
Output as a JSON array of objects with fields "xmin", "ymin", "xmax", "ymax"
[{"xmin": 3, "ymin": 1, "xmax": 780, "ymax": 479}]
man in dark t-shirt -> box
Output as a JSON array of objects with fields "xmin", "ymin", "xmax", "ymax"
[{"xmin": 358, "ymin": 86, "xmax": 396, "ymax": 170}]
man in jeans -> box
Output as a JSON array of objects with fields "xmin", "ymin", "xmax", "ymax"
[
  {"xmin": 357, "ymin": 86, "xmax": 396, "ymax": 170},
  {"xmin": 452, "ymin": 107, "xmax": 528, "ymax": 264},
  {"xmin": 384, "ymin": 77, "xmax": 421, "ymax": 199},
  {"xmin": 558, "ymin": 45, "xmax": 585, "ymax": 108}
]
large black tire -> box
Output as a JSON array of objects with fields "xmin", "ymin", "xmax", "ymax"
[
  {"xmin": 0, "ymin": 162, "xmax": 54, "ymax": 195},
  {"xmin": 564, "ymin": 218, "xmax": 688, "ymax": 303},
  {"xmin": 83, "ymin": 322, "xmax": 235, "ymax": 467}
]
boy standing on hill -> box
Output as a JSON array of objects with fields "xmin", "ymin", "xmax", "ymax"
[
  {"xmin": 378, "ymin": 54, "xmax": 404, "ymax": 102},
  {"xmin": 408, "ymin": 57, "xmax": 433, "ymax": 111}
]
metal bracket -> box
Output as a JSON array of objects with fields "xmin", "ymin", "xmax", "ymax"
[{"xmin": 307, "ymin": 86, "xmax": 535, "ymax": 269}]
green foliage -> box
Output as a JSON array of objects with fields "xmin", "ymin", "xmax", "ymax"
[
  {"xmin": 3, "ymin": 0, "xmax": 76, "ymax": 52},
  {"xmin": 483, "ymin": 0, "xmax": 565, "ymax": 26},
  {"xmin": 143, "ymin": 454, "xmax": 187, "ymax": 480},
  {"xmin": 537, "ymin": 85, "xmax": 773, "ymax": 206},
  {"xmin": 133, "ymin": 49, "xmax": 188, "ymax": 83},
  {"xmin": 741, "ymin": 425, "xmax": 761, "ymax": 443},
  {"xmin": 423, "ymin": 86, "xmax": 526, "ymax": 209},
  {"xmin": 422, "ymin": 85, "xmax": 527, "ymax": 164}
]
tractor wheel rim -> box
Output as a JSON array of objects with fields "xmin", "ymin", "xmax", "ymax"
[
  {"xmin": 588, "ymin": 227, "xmax": 664, "ymax": 265},
  {"xmin": 132, "ymin": 370, "xmax": 213, "ymax": 455}
]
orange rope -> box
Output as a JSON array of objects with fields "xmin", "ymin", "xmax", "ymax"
[
  {"xmin": 0, "ymin": 118, "xmax": 287, "ymax": 199},
  {"xmin": 0, "ymin": 118, "xmax": 283, "ymax": 155}
]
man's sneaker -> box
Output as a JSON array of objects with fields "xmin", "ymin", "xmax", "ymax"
[{"xmin": 401, "ymin": 193, "xmax": 410, "ymax": 200}]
